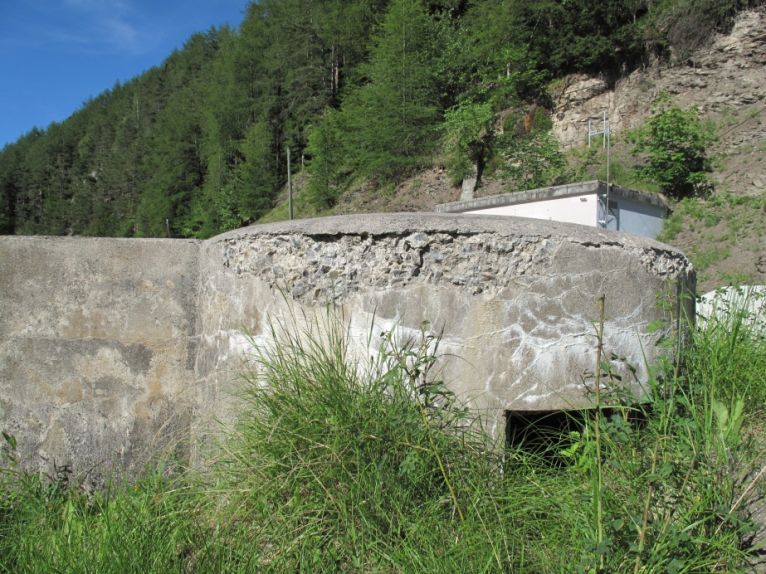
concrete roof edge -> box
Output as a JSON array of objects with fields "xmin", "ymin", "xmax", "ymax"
[
  {"xmin": 207, "ymin": 212, "xmax": 687, "ymax": 256},
  {"xmin": 607, "ymin": 183, "xmax": 671, "ymax": 209},
  {"xmin": 434, "ymin": 180, "xmax": 670, "ymax": 212}
]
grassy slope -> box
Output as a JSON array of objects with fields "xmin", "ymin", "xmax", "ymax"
[{"xmin": 659, "ymin": 194, "xmax": 766, "ymax": 291}]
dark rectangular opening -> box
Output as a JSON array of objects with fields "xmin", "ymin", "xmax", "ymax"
[
  {"xmin": 505, "ymin": 407, "xmax": 649, "ymax": 466},
  {"xmin": 505, "ymin": 410, "xmax": 586, "ymax": 465}
]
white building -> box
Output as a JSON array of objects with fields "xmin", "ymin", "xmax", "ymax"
[{"xmin": 435, "ymin": 180, "xmax": 671, "ymax": 239}]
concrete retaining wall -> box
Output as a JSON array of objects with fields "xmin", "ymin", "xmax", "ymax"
[
  {"xmin": 0, "ymin": 237, "xmax": 200, "ymax": 481},
  {"xmin": 0, "ymin": 214, "xmax": 695, "ymax": 480}
]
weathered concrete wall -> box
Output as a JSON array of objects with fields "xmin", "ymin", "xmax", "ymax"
[
  {"xmin": 0, "ymin": 236, "xmax": 199, "ymax": 481},
  {"xmin": 197, "ymin": 214, "xmax": 694, "ymax": 441},
  {"xmin": 1, "ymin": 214, "xmax": 695, "ymax": 477}
]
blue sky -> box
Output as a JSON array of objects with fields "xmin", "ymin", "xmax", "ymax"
[{"xmin": 0, "ymin": 0, "xmax": 249, "ymax": 148}]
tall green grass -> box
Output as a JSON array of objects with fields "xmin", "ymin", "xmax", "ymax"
[
  {"xmin": 1, "ymin": 296, "xmax": 764, "ymax": 572},
  {"xmin": 0, "ymin": 463, "xmax": 201, "ymax": 573},
  {"xmin": 205, "ymin": 315, "xmax": 594, "ymax": 572}
]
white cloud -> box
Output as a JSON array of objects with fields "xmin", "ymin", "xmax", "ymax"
[
  {"xmin": 58, "ymin": 0, "xmax": 151, "ymax": 54},
  {"xmin": 104, "ymin": 17, "xmax": 141, "ymax": 52}
]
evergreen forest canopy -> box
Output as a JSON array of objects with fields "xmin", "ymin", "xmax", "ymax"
[{"xmin": 0, "ymin": 0, "xmax": 760, "ymax": 238}]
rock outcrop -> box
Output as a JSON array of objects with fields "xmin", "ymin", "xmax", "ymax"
[{"xmin": 552, "ymin": 6, "xmax": 766, "ymax": 196}]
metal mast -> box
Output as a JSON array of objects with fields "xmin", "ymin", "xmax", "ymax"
[{"xmin": 588, "ymin": 111, "xmax": 612, "ymax": 229}]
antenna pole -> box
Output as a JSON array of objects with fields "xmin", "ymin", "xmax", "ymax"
[
  {"xmin": 605, "ymin": 111, "xmax": 611, "ymax": 229},
  {"xmin": 287, "ymin": 146, "xmax": 293, "ymax": 221},
  {"xmin": 589, "ymin": 111, "xmax": 611, "ymax": 229}
]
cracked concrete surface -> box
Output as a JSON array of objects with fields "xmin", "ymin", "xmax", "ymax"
[
  {"xmin": 198, "ymin": 213, "xmax": 695, "ymax": 448},
  {"xmin": 1, "ymin": 213, "xmax": 694, "ymax": 478}
]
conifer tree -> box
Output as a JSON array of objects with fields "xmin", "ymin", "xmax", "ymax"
[
  {"xmin": 341, "ymin": 0, "xmax": 442, "ymax": 180},
  {"xmin": 0, "ymin": 144, "xmax": 21, "ymax": 234},
  {"xmin": 223, "ymin": 121, "xmax": 277, "ymax": 227},
  {"xmin": 307, "ymin": 108, "xmax": 345, "ymax": 208}
]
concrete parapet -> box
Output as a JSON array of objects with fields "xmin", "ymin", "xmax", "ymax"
[{"xmin": 198, "ymin": 213, "xmax": 694, "ymax": 442}]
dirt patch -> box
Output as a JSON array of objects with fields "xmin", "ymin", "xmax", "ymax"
[{"xmin": 335, "ymin": 166, "xmax": 461, "ymax": 214}]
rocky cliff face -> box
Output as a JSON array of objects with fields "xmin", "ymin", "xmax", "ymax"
[{"xmin": 552, "ymin": 6, "xmax": 766, "ymax": 197}]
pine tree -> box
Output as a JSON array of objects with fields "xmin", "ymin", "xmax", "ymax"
[
  {"xmin": 0, "ymin": 145, "xmax": 21, "ymax": 234},
  {"xmin": 222, "ymin": 121, "xmax": 277, "ymax": 228},
  {"xmin": 341, "ymin": 0, "xmax": 442, "ymax": 180},
  {"xmin": 307, "ymin": 108, "xmax": 345, "ymax": 208}
]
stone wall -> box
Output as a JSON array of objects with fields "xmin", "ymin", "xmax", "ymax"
[{"xmin": 0, "ymin": 214, "xmax": 695, "ymax": 478}]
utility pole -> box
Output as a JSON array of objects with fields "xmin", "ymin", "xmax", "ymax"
[
  {"xmin": 287, "ymin": 146, "xmax": 293, "ymax": 221},
  {"xmin": 588, "ymin": 111, "xmax": 612, "ymax": 229}
]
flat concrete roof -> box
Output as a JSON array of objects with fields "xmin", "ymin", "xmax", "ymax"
[{"xmin": 434, "ymin": 180, "xmax": 671, "ymax": 213}]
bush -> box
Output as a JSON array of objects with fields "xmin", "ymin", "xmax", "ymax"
[
  {"xmin": 496, "ymin": 110, "xmax": 567, "ymax": 190},
  {"xmin": 442, "ymin": 101, "xmax": 494, "ymax": 185},
  {"xmin": 630, "ymin": 94, "xmax": 716, "ymax": 199}
]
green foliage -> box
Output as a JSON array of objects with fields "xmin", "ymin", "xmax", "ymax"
[
  {"xmin": 510, "ymin": 0, "xmax": 649, "ymax": 81},
  {"xmin": 3, "ymin": 300, "xmax": 765, "ymax": 571},
  {"xmin": 691, "ymin": 286, "xmax": 766, "ymax": 410},
  {"xmin": 224, "ymin": 121, "xmax": 277, "ymax": 227},
  {"xmin": 0, "ymin": 146, "xmax": 20, "ymax": 233},
  {"xmin": 6, "ymin": 304, "xmax": 766, "ymax": 572},
  {"xmin": 0, "ymin": 0, "xmax": 760, "ymax": 236},
  {"xmin": 341, "ymin": 0, "xmax": 442, "ymax": 181},
  {"xmin": 0, "ymin": 3, "xmax": 386, "ymax": 238},
  {"xmin": 495, "ymin": 110, "xmax": 567, "ymax": 190},
  {"xmin": 439, "ymin": 0, "xmax": 548, "ymax": 101},
  {"xmin": 0, "ymin": 464, "xmax": 200, "ymax": 573},
  {"xmin": 306, "ymin": 109, "xmax": 345, "ymax": 209},
  {"xmin": 630, "ymin": 95, "xmax": 716, "ymax": 199},
  {"xmin": 137, "ymin": 80, "xmax": 207, "ymax": 237},
  {"xmin": 442, "ymin": 101, "xmax": 494, "ymax": 185}
]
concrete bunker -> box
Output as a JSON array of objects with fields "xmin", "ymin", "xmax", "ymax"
[{"xmin": 0, "ymin": 213, "xmax": 694, "ymax": 478}]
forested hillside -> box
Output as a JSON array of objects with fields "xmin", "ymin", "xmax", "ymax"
[{"xmin": 0, "ymin": 0, "xmax": 761, "ymax": 238}]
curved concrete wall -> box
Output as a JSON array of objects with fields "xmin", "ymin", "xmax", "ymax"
[{"xmin": 0, "ymin": 214, "xmax": 695, "ymax": 479}]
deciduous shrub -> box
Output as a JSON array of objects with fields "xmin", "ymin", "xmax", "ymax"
[{"xmin": 630, "ymin": 94, "xmax": 716, "ymax": 198}]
